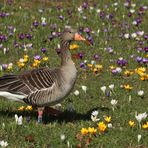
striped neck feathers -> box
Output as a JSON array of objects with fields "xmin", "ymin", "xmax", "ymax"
[{"xmin": 60, "ymin": 40, "xmax": 72, "ymax": 65}]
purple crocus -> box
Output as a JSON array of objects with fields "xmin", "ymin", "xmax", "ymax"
[
  {"xmin": 0, "ymin": 44, "xmax": 3, "ymax": 48},
  {"xmin": 48, "ymin": 35, "xmax": 54, "ymax": 41},
  {"xmin": 34, "ymin": 55, "xmax": 41, "ymax": 60},
  {"xmin": 80, "ymin": 62, "xmax": 85, "ymax": 69},
  {"xmin": 2, "ymin": 64, "xmax": 8, "ymax": 70},
  {"xmin": 25, "ymin": 33, "xmax": 32, "ymax": 40},
  {"xmin": 13, "ymin": 41, "xmax": 19, "ymax": 48},
  {"xmin": 58, "ymin": 15, "xmax": 64, "ymax": 20},
  {"xmin": 41, "ymin": 48, "xmax": 47, "ymax": 53},
  {"xmin": 0, "ymin": 34, "xmax": 7, "ymax": 42},
  {"xmin": 136, "ymin": 57, "xmax": 143, "ymax": 63},
  {"xmin": 82, "ymin": 2, "xmax": 88, "ymax": 9},
  {"xmin": 93, "ymin": 54, "xmax": 99, "ymax": 60},
  {"xmin": 78, "ymin": 53, "xmax": 84, "ymax": 59},
  {"xmin": 99, "ymin": 11, "xmax": 106, "ymax": 19},
  {"xmin": 111, "ymin": 69, "xmax": 118, "ymax": 75},
  {"xmin": 142, "ymin": 58, "xmax": 148, "ymax": 64},
  {"xmin": 143, "ymin": 47, "xmax": 148, "ymax": 52},
  {"xmin": 144, "ymin": 35, "xmax": 148, "ymax": 40},
  {"xmin": 84, "ymin": 27, "xmax": 91, "ymax": 34},
  {"xmin": 33, "ymin": 20, "xmax": 39, "ymax": 27},
  {"xmin": 18, "ymin": 33, "xmax": 25, "ymax": 40},
  {"xmin": 117, "ymin": 58, "xmax": 127, "ymax": 67}
]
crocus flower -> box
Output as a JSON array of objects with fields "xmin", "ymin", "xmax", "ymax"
[
  {"xmin": 15, "ymin": 114, "xmax": 23, "ymax": 125},
  {"xmin": 109, "ymin": 84, "xmax": 114, "ymax": 91},
  {"xmin": 0, "ymin": 140, "xmax": 8, "ymax": 147},
  {"xmin": 100, "ymin": 86, "xmax": 106, "ymax": 94},
  {"xmin": 34, "ymin": 55, "xmax": 41, "ymax": 60},
  {"xmin": 104, "ymin": 116, "xmax": 111, "ymax": 123},
  {"xmin": 81, "ymin": 128, "xmax": 88, "ymax": 135},
  {"xmin": 98, "ymin": 122, "xmax": 107, "ymax": 133},
  {"xmin": 137, "ymin": 90, "xmax": 144, "ymax": 97},
  {"xmin": 111, "ymin": 99, "xmax": 118, "ymax": 111},
  {"xmin": 91, "ymin": 110, "xmax": 100, "ymax": 122},
  {"xmin": 74, "ymin": 90, "xmax": 79, "ymax": 96},
  {"xmin": 88, "ymin": 127, "xmax": 97, "ymax": 135},
  {"xmin": 41, "ymin": 48, "xmax": 47, "ymax": 53},
  {"xmin": 60, "ymin": 134, "xmax": 66, "ymax": 142},
  {"xmin": 135, "ymin": 112, "xmax": 147, "ymax": 128},
  {"xmin": 117, "ymin": 57, "xmax": 127, "ymax": 67},
  {"xmin": 142, "ymin": 122, "xmax": 148, "ymax": 129},
  {"xmin": 128, "ymin": 120, "xmax": 135, "ymax": 127},
  {"xmin": 33, "ymin": 20, "xmax": 39, "ymax": 27},
  {"xmin": 2, "ymin": 64, "xmax": 8, "ymax": 71},
  {"xmin": 81, "ymin": 85, "xmax": 87, "ymax": 93},
  {"xmin": 137, "ymin": 134, "xmax": 142, "ymax": 143}
]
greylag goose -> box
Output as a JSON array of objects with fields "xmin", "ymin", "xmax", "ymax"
[{"xmin": 0, "ymin": 28, "xmax": 89, "ymax": 123}]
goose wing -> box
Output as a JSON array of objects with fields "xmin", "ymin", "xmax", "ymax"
[{"xmin": 0, "ymin": 67, "xmax": 56, "ymax": 96}]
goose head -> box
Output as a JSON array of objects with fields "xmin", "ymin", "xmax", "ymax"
[{"xmin": 61, "ymin": 28, "xmax": 90, "ymax": 44}]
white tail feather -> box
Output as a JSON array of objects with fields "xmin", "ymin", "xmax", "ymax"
[{"xmin": 0, "ymin": 91, "xmax": 26, "ymax": 102}]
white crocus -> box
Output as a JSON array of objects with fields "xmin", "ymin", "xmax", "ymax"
[
  {"xmin": 60, "ymin": 134, "xmax": 66, "ymax": 142},
  {"xmin": 100, "ymin": 86, "xmax": 106, "ymax": 94},
  {"xmin": 109, "ymin": 84, "xmax": 114, "ymax": 90},
  {"xmin": 74, "ymin": 90, "xmax": 79, "ymax": 96},
  {"xmin": 91, "ymin": 110, "xmax": 99, "ymax": 116},
  {"xmin": 124, "ymin": 33, "xmax": 130, "ymax": 39},
  {"xmin": 135, "ymin": 112, "xmax": 147, "ymax": 128},
  {"xmin": 137, "ymin": 31, "xmax": 144, "ymax": 36},
  {"xmin": 91, "ymin": 110, "xmax": 100, "ymax": 122},
  {"xmin": 130, "ymin": 9, "xmax": 135, "ymax": 13},
  {"xmin": 116, "ymin": 67, "xmax": 122, "ymax": 73},
  {"xmin": 81, "ymin": 85, "xmax": 87, "ymax": 93},
  {"xmin": 3, "ymin": 48, "xmax": 7, "ymax": 54},
  {"xmin": 111, "ymin": 99, "xmax": 118, "ymax": 106},
  {"xmin": 137, "ymin": 134, "xmax": 142, "ymax": 143},
  {"xmin": 108, "ymin": 123, "xmax": 113, "ymax": 128},
  {"xmin": 0, "ymin": 140, "xmax": 8, "ymax": 147},
  {"xmin": 15, "ymin": 114, "xmax": 23, "ymax": 125},
  {"xmin": 137, "ymin": 90, "xmax": 144, "ymax": 97},
  {"xmin": 111, "ymin": 99, "xmax": 118, "ymax": 111},
  {"xmin": 96, "ymin": 9, "xmax": 101, "ymax": 13},
  {"xmin": 91, "ymin": 60, "xmax": 95, "ymax": 65},
  {"xmin": 0, "ymin": 65, "xmax": 2, "ymax": 71},
  {"xmin": 131, "ymin": 33, "xmax": 137, "ymax": 38},
  {"xmin": 41, "ymin": 17, "xmax": 46, "ymax": 22}
]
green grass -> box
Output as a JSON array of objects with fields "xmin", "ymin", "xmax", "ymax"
[{"xmin": 0, "ymin": 0, "xmax": 148, "ymax": 147}]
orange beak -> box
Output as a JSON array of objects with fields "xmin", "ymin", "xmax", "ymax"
[{"xmin": 74, "ymin": 33, "xmax": 92, "ymax": 45}]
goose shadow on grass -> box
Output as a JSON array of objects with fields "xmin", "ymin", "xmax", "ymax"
[{"xmin": 0, "ymin": 106, "xmax": 110, "ymax": 124}]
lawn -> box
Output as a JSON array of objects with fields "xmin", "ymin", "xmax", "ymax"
[{"xmin": 0, "ymin": 0, "xmax": 148, "ymax": 147}]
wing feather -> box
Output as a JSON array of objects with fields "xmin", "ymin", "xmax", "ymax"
[{"xmin": 0, "ymin": 68, "xmax": 56, "ymax": 97}]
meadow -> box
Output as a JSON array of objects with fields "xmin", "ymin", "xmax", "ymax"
[{"xmin": 0, "ymin": 0, "xmax": 148, "ymax": 147}]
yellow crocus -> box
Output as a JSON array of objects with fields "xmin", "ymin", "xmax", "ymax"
[
  {"xmin": 142, "ymin": 122, "xmax": 148, "ymax": 129},
  {"xmin": 128, "ymin": 120, "xmax": 135, "ymax": 127},
  {"xmin": 124, "ymin": 70, "xmax": 134, "ymax": 76},
  {"xmin": 18, "ymin": 106, "xmax": 25, "ymax": 111},
  {"xmin": 123, "ymin": 84, "xmax": 133, "ymax": 90},
  {"xmin": 88, "ymin": 127, "xmax": 97, "ymax": 135},
  {"xmin": 98, "ymin": 122, "xmax": 107, "ymax": 133},
  {"xmin": 81, "ymin": 128, "xmax": 88, "ymax": 135},
  {"xmin": 104, "ymin": 116, "xmax": 111, "ymax": 123},
  {"xmin": 43, "ymin": 57, "xmax": 48, "ymax": 61},
  {"xmin": 17, "ymin": 62, "xmax": 25, "ymax": 68},
  {"xmin": 70, "ymin": 44, "xmax": 79, "ymax": 50},
  {"xmin": 25, "ymin": 106, "xmax": 33, "ymax": 111}
]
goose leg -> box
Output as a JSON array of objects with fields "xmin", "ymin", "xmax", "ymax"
[{"xmin": 37, "ymin": 107, "xmax": 44, "ymax": 123}]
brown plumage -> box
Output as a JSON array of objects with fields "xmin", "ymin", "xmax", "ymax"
[{"xmin": 0, "ymin": 28, "xmax": 89, "ymax": 123}]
